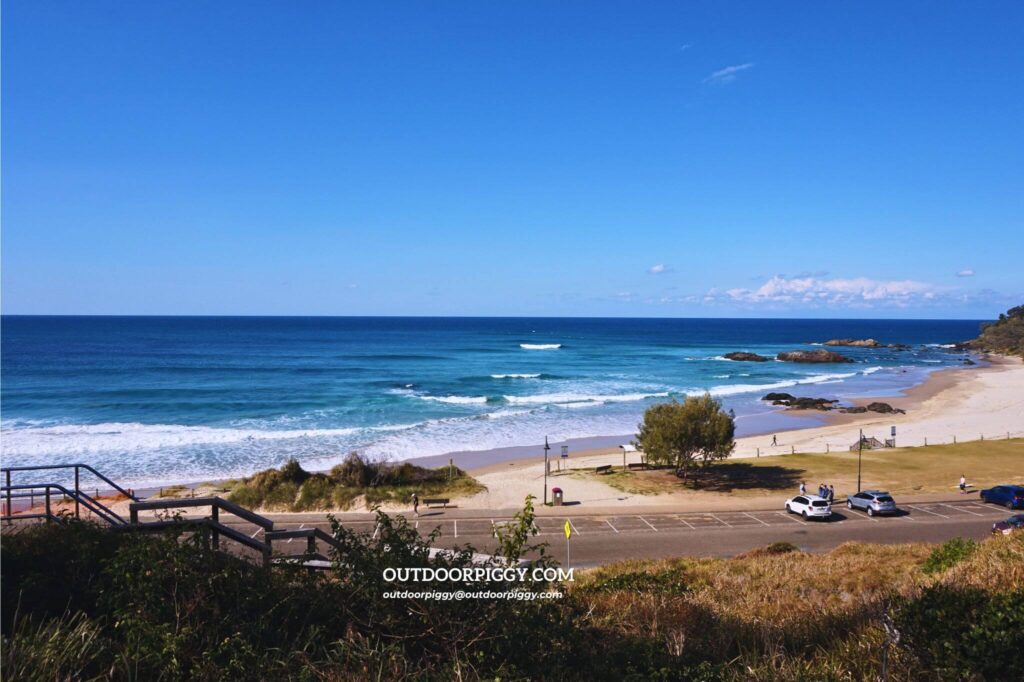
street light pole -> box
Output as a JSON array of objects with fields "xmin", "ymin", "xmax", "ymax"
[
  {"xmin": 857, "ymin": 428, "xmax": 863, "ymax": 493},
  {"xmin": 543, "ymin": 436, "xmax": 550, "ymax": 505}
]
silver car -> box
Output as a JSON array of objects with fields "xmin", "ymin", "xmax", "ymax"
[{"xmin": 847, "ymin": 490, "xmax": 897, "ymax": 517}]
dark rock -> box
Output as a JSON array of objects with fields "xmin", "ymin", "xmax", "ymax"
[
  {"xmin": 777, "ymin": 349, "xmax": 854, "ymax": 363},
  {"xmin": 762, "ymin": 392, "xmax": 796, "ymax": 402},
  {"xmin": 865, "ymin": 401, "xmax": 905, "ymax": 414},
  {"xmin": 723, "ymin": 351, "xmax": 771, "ymax": 362},
  {"xmin": 962, "ymin": 358, "xmax": 977, "ymax": 365},
  {"xmin": 841, "ymin": 406, "xmax": 868, "ymax": 414},
  {"xmin": 788, "ymin": 397, "xmax": 839, "ymax": 410}
]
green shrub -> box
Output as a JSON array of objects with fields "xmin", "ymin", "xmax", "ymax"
[
  {"xmin": 895, "ymin": 585, "xmax": 1024, "ymax": 681},
  {"xmin": 922, "ymin": 537, "xmax": 978, "ymax": 574}
]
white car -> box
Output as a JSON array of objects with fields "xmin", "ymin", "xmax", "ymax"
[{"xmin": 785, "ymin": 494, "xmax": 832, "ymax": 520}]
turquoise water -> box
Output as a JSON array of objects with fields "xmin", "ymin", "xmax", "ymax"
[{"xmin": 1, "ymin": 316, "xmax": 981, "ymax": 485}]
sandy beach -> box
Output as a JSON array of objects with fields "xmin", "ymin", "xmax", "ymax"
[{"xmin": 440, "ymin": 356, "xmax": 1024, "ymax": 512}]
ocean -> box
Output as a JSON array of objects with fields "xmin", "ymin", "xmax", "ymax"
[{"xmin": 0, "ymin": 316, "xmax": 983, "ymax": 486}]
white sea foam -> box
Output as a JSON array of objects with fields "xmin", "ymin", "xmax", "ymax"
[
  {"xmin": 701, "ymin": 371, "xmax": 858, "ymax": 398},
  {"xmin": 862, "ymin": 366, "xmax": 884, "ymax": 375},
  {"xmin": 520, "ymin": 343, "xmax": 561, "ymax": 350},
  {"xmin": 490, "ymin": 373, "xmax": 542, "ymax": 379},
  {"xmin": 504, "ymin": 391, "xmax": 670, "ymax": 405},
  {"xmin": 418, "ymin": 395, "xmax": 490, "ymax": 404}
]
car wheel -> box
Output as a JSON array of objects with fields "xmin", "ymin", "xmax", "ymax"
[
  {"xmin": 785, "ymin": 504, "xmax": 791, "ymax": 514},
  {"xmin": 802, "ymin": 510, "xmax": 808, "ymax": 519},
  {"xmin": 847, "ymin": 500, "xmax": 853, "ymax": 509},
  {"xmin": 1008, "ymin": 501, "xmax": 1015, "ymax": 510},
  {"xmin": 867, "ymin": 507, "xmax": 875, "ymax": 517}
]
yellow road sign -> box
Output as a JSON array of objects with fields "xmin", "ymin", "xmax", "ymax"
[{"xmin": 564, "ymin": 519, "xmax": 572, "ymax": 539}]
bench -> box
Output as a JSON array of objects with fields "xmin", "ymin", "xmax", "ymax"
[
  {"xmin": 627, "ymin": 462, "xmax": 648, "ymax": 471},
  {"xmin": 422, "ymin": 498, "xmax": 450, "ymax": 508},
  {"xmin": 594, "ymin": 465, "xmax": 612, "ymax": 474}
]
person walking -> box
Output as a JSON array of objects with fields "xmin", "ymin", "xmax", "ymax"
[
  {"xmin": 828, "ymin": 485, "xmax": 835, "ymax": 503},
  {"xmin": 771, "ymin": 434, "xmax": 778, "ymax": 446},
  {"xmin": 799, "ymin": 481, "xmax": 806, "ymax": 495},
  {"xmin": 411, "ymin": 491, "xmax": 420, "ymax": 516}
]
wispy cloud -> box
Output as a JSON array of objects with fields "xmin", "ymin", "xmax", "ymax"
[
  {"xmin": 648, "ymin": 263, "xmax": 671, "ymax": 275},
  {"xmin": 956, "ymin": 269, "xmax": 975, "ymax": 278},
  {"xmin": 703, "ymin": 62, "xmax": 754, "ymax": 84},
  {"xmin": 710, "ymin": 275, "xmax": 937, "ymax": 308}
]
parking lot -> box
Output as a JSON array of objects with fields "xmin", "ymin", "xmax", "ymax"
[{"xmin": 233, "ymin": 499, "xmax": 1012, "ymax": 543}]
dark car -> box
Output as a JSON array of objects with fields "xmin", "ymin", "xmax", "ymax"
[
  {"xmin": 980, "ymin": 485, "xmax": 1024, "ymax": 509},
  {"xmin": 991, "ymin": 514, "xmax": 1024, "ymax": 535}
]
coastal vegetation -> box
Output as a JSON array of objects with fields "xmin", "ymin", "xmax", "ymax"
[
  {"xmin": 3, "ymin": 507, "xmax": 1021, "ymax": 681},
  {"xmin": 636, "ymin": 395, "xmax": 736, "ymax": 483},
  {"xmin": 227, "ymin": 454, "xmax": 485, "ymax": 511},
  {"xmin": 970, "ymin": 304, "xmax": 1024, "ymax": 357}
]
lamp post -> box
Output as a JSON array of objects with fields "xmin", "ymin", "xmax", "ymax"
[
  {"xmin": 543, "ymin": 436, "xmax": 550, "ymax": 505},
  {"xmin": 857, "ymin": 428, "xmax": 863, "ymax": 493}
]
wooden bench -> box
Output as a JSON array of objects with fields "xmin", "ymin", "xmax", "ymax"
[
  {"xmin": 594, "ymin": 465, "xmax": 612, "ymax": 474},
  {"xmin": 422, "ymin": 498, "xmax": 450, "ymax": 508},
  {"xmin": 627, "ymin": 462, "xmax": 648, "ymax": 471}
]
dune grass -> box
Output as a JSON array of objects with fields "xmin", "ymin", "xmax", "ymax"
[
  {"xmin": 228, "ymin": 454, "xmax": 485, "ymax": 511},
  {"xmin": 571, "ymin": 438, "xmax": 1024, "ymax": 497}
]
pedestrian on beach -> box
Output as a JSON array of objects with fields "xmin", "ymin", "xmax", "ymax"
[
  {"xmin": 772, "ymin": 434, "xmax": 778, "ymax": 446},
  {"xmin": 959, "ymin": 474, "xmax": 967, "ymax": 494},
  {"xmin": 411, "ymin": 492, "xmax": 419, "ymax": 516},
  {"xmin": 828, "ymin": 485, "xmax": 835, "ymax": 503},
  {"xmin": 799, "ymin": 481, "xmax": 806, "ymax": 495}
]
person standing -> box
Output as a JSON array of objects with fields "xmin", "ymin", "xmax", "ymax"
[
  {"xmin": 828, "ymin": 485, "xmax": 835, "ymax": 503},
  {"xmin": 799, "ymin": 481, "xmax": 806, "ymax": 495},
  {"xmin": 959, "ymin": 475, "xmax": 967, "ymax": 494},
  {"xmin": 411, "ymin": 492, "xmax": 420, "ymax": 516}
]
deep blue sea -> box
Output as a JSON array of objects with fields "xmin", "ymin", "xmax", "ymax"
[{"xmin": 1, "ymin": 316, "xmax": 983, "ymax": 485}]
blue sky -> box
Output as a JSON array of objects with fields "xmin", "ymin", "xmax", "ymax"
[{"xmin": 3, "ymin": 1, "xmax": 1022, "ymax": 318}]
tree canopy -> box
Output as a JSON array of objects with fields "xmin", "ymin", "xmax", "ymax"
[{"xmin": 635, "ymin": 394, "xmax": 735, "ymax": 481}]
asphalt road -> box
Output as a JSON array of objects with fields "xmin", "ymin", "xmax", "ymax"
[{"xmin": 215, "ymin": 499, "xmax": 1014, "ymax": 568}]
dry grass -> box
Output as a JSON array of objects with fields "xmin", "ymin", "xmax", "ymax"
[{"xmin": 569, "ymin": 438, "xmax": 1024, "ymax": 498}]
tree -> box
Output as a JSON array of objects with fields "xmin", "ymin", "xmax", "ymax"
[{"xmin": 635, "ymin": 394, "xmax": 735, "ymax": 482}]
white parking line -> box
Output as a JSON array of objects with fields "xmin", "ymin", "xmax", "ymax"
[
  {"xmin": 638, "ymin": 516, "xmax": 658, "ymax": 531},
  {"xmin": 453, "ymin": 519, "xmax": 458, "ymax": 538},
  {"xmin": 605, "ymin": 519, "xmax": 619, "ymax": 533},
  {"xmin": 286, "ymin": 523, "xmax": 306, "ymax": 544},
  {"xmin": 676, "ymin": 516, "xmax": 695, "ymax": 530},
  {"xmin": 372, "ymin": 522, "xmax": 380, "ymax": 539},
  {"xmin": 944, "ymin": 504, "xmax": 983, "ymax": 517},
  {"xmin": 778, "ymin": 510, "xmax": 806, "ymax": 524},
  {"xmin": 968, "ymin": 503, "xmax": 995, "ymax": 512},
  {"xmin": 250, "ymin": 527, "xmax": 264, "ymax": 539},
  {"xmin": 909, "ymin": 505, "xmax": 947, "ymax": 518},
  {"xmin": 896, "ymin": 511, "xmax": 918, "ymax": 521},
  {"xmin": 709, "ymin": 513, "xmax": 731, "ymax": 528},
  {"xmin": 568, "ymin": 519, "xmax": 581, "ymax": 536},
  {"xmin": 744, "ymin": 512, "xmax": 771, "ymax": 527}
]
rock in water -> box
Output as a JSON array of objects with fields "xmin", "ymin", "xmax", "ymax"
[
  {"xmin": 823, "ymin": 338, "xmax": 881, "ymax": 347},
  {"xmin": 777, "ymin": 349, "xmax": 854, "ymax": 363},
  {"xmin": 723, "ymin": 351, "xmax": 771, "ymax": 362},
  {"xmin": 762, "ymin": 392, "xmax": 796, "ymax": 402}
]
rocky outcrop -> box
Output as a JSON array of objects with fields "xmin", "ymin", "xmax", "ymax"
[
  {"xmin": 763, "ymin": 392, "xmax": 906, "ymax": 414},
  {"xmin": 761, "ymin": 393, "xmax": 837, "ymax": 410},
  {"xmin": 822, "ymin": 338, "xmax": 910, "ymax": 349},
  {"xmin": 839, "ymin": 402, "xmax": 906, "ymax": 415},
  {"xmin": 824, "ymin": 338, "xmax": 881, "ymax": 347},
  {"xmin": 723, "ymin": 352, "xmax": 771, "ymax": 362},
  {"xmin": 777, "ymin": 349, "xmax": 854, "ymax": 363}
]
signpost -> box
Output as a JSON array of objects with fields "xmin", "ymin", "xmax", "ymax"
[
  {"xmin": 891, "ymin": 425, "xmax": 896, "ymax": 448},
  {"xmin": 564, "ymin": 519, "xmax": 572, "ymax": 567},
  {"xmin": 543, "ymin": 436, "xmax": 551, "ymax": 505}
]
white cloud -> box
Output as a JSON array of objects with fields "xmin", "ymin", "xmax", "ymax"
[
  {"xmin": 648, "ymin": 263, "xmax": 671, "ymax": 275},
  {"xmin": 711, "ymin": 275, "xmax": 937, "ymax": 308},
  {"xmin": 956, "ymin": 269, "xmax": 975, "ymax": 278},
  {"xmin": 703, "ymin": 63, "xmax": 754, "ymax": 84}
]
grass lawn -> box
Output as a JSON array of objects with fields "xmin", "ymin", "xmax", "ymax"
[{"xmin": 571, "ymin": 438, "xmax": 1024, "ymax": 498}]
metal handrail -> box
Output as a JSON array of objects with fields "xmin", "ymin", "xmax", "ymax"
[
  {"xmin": 1, "ymin": 483, "xmax": 127, "ymax": 527},
  {"xmin": 3, "ymin": 463, "xmax": 139, "ymax": 524},
  {"xmin": 129, "ymin": 517, "xmax": 273, "ymax": 566},
  {"xmin": 129, "ymin": 497, "xmax": 274, "ymax": 530}
]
